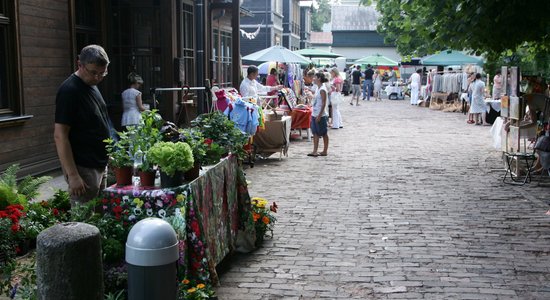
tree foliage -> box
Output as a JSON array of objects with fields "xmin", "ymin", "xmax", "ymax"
[
  {"xmin": 361, "ymin": 0, "xmax": 550, "ymax": 57},
  {"xmin": 311, "ymin": 0, "xmax": 332, "ymax": 32}
]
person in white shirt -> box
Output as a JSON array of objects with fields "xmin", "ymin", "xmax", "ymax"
[
  {"xmin": 409, "ymin": 69, "xmax": 422, "ymax": 105},
  {"xmin": 307, "ymin": 72, "xmax": 330, "ymax": 157},
  {"xmin": 239, "ymin": 66, "xmax": 281, "ymax": 102}
]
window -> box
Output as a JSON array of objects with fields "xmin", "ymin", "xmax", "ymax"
[
  {"xmin": 110, "ymin": 1, "xmax": 162, "ymax": 99},
  {"xmin": 212, "ymin": 29, "xmax": 232, "ymax": 86},
  {"xmin": 74, "ymin": 0, "xmax": 102, "ymax": 53},
  {"xmin": 0, "ymin": 0, "xmax": 21, "ymax": 116},
  {"xmin": 180, "ymin": 2, "xmax": 195, "ymax": 86}
]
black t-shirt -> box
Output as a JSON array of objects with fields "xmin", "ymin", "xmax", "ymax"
[
  {"xmin": 352, "ymin": 70, "xmax": 362, "ymax": 85},
  {"xmin": 365, "ymin": 68, "xmax": 374, "ymax": 80},
  {"xmin": 55, "ymin": 74, "xmax": 110, "ymax": 168}
]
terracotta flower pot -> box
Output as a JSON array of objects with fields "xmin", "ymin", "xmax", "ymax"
[
  {"xmin": 139, "ymin": 170, "xmax": 156, "ymax": 187},
  {"xmin": 113, "ymin": 166, "xmax": 132, "ymax": 186},
  {"xmin": 184, "ymin": 162, "xmax": 200, "ymax": 181}
]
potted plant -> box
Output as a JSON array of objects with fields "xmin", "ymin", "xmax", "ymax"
[
  {"xmin": 147, "ymin": 141, "xmax": 194, "ymax": 188},
  {"xmin": 190, "ymin": 111, "xmax": 248, "ymax": 161},
  {"xmin": 179, "ymin": 128, "xmax": 208, "ymax": 180},
  {"xmin": 104, "ymin": 134, "xmax": 133, "ymax": 186},
  {"xmin": 129, "ymin": 110, "xmax": 164, "ymax": 186}
]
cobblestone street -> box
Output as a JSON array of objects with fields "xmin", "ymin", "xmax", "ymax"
[{"xmin": 215, "ymin": 97, "xmax": 550, "ymax": 299}]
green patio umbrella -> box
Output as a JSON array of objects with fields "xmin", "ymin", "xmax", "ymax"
[
  {"xmin": 354, "ymin": 54, "xmax": 399, "ymax": 67},
  {"xmin": 421, "ymin": 50, "xmax": 483, "ymax": 66},
  {"xmin": 294, "ymin": 48, "xmax": 342, "ymax": 58}
]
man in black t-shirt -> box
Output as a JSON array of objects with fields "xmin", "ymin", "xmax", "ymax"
[
  {"xmin": 350, "ymin": 65, "xmax": 362, "ymax": 105},
  {"xmin": 363, "ymin": 64, "xmax": 375, "ymax": 101},
  {"xmin": 54, "ymin": 45, "xmax": 111, "ymax": 205}
]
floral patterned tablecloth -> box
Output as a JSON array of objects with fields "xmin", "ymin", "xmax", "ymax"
[{"xmin": 101, "ymin": 156, "xmax": 254, "ymax": 285}]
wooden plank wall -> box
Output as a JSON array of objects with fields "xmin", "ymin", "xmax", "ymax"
[{"xmin": 0, "ymin": 0, "xmax": 71, "ymax": 176}]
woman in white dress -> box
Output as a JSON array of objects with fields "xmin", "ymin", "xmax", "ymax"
[
  {"xmin": 329, "ymin": 68, "xmax": 344, "ymax": 129},
  {"xmin": 121, "ymin": 72, "xmax": 146, "ymax": 128},
  {"xmin": 469, "ymin": 73, "xmax": 488, "ymax": 125},
  {"xmin": 373, "ymin": 72, "xmax": 383, "ymax": 101}
]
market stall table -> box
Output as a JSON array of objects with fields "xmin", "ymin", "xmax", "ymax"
[
  {"xmin": 254, "ymin": 115, "xmax": 292, "ymax": 159},
  {"xmin": 101, "ymin": 156, "xmax": 253, "ymax": 284}
]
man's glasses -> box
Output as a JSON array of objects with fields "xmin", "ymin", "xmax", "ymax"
[{"xmin": 83, "ymin": 65, "xmax": 108, "ymax": 78}]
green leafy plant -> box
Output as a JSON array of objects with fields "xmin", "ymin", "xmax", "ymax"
[
  {"xmin": 0, "ymin": 164, "xmax": 51, "ymax": 209},
  {"xmin": 19, "ymin": 202, "xmax": 56, "ymax": 241},
  {"xmin": 179, "ymin": 128, "xmax": 208, "ymax": 166},
  {"xmin": 147, "ymin": 142, "xmax": 194, "ymax": 176},
  {"xmin": 190, "ymin": 111, "xmax": 248, "ymax": 161},
  {"xmin": 130, "ymin": 110, "xmax": 164, "ymax": 171},
  {"xmin": 105, "ymin": 289, "xmax": 126, "ymax": 300},
  {"xmin": 0, "ymin": 218, "xmax": 17, "ymax": 295},
  {"xmin": 104, "ymin": 134, "xmax": 133, "ymax": 169},
  {"xmin": 49, "ymin": 190, "xmax": 71, "ymax": 214}
]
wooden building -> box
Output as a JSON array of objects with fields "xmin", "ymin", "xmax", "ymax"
[{"xmin": 0, "ymin": 0, "xmax": 242, "ymax": 176}]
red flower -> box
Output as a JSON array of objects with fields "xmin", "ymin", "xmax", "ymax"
[
  {"xmin": 102, "ymin": 198, "xmax": 109, "ymax": 204},
  {"xmin": 112, "ymin": 205, "xmax": 123, "ymax": 220},
  {"xmin": 11, "ymin": 224, "xmax": 20, "ymax": 232},
  {"xmin": 52, "ymin": 208, "xmax": 59, "ymax": 216},
  {"xmin": 204, "ymin": 138, "xmax": 213, "ymax": 146}
]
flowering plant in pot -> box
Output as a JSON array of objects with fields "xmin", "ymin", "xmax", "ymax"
[
  {"xmin": 250, "ymin": 197, "xmax": 278, "ymax": 247},
  {"xmin": 190, "ymin": 111, "xmax": 248, "ymax": 161},
  {"xmin": 147, "ymin": 141, "xmax": 194, "ymax": 187}
]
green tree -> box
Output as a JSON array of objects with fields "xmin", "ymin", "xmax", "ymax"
[
  {"xmin": 311, "ymin": 0, "xmax": 332, "ymax": 32},
  {"xmin": 360, "ymin": 0, "xmax": 550, "ymax": 74}
]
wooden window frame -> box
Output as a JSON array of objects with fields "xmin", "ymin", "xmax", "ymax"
[{"xmin": 0, "ymin": 0, "xmax": 27, "ymax": 125}]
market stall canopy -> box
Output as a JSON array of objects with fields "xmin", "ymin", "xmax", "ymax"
[
  {"xmin": 421, "ymin": 50, "xmax": 484, "ymax": 66},
  {"xmin": 293, "ymin": 48, "xmax": 342, "ymax": 58},
  {"xmin": 354, "ymin": 54, "xmax": 399, "ymax": 67},
  {"xmin": 242, "ymin": 45, "xmax": 310, "ymax": 64},
  {"xmin": 257, "ymin": 61, "xmax": 285, "ymax": 75}
]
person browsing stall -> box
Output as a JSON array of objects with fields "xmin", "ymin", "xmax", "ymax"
[
  {"xmin": 121, "ymin": 72, "xmax": 146, "ymax": 128},
  {"xmin": 308, "ymin": 72, "xmax": 330, "ymax": 157},
  {"xmin": 266, "ymin": 68, "xmax": 280, "ymax": 96},
  {"xmin": 54, "ymin": 45, "xmax": 111, "ymax": 205},
  {"xmin": 240, "ymin": 66, "xmax": 282, "ymax": 100}
]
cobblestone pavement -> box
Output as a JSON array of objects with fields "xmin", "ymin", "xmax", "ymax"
[{"xmin": 215, "ymin": 97, "xmax": 550, "ymax": 299}]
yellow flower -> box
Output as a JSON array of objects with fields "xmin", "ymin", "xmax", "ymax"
[
  {"xmin": 176, "ymin": 194, "xmax": 185, "ymax": 203},
  {"xmin": 252, "ymin": 197, "xmax": 268, "ymax": 208},
  {"xmin": 196, "ymin": 283, "xmax": 206, "ymax": 289},
  {"xmin": 182, "ymin": 279, "xmax": 190, "ymax": 285},
  {"xmin": 133, "ymin": 198, "xmax": 143, "ymax": 208},
  {"xmin": 187, "ymin": 287, "xmax": 197, "ymax": 293}
]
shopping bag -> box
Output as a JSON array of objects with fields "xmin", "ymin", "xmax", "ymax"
[{"xmin": 330, "ymin": 92, "xmax": 343, "ymax": 106}]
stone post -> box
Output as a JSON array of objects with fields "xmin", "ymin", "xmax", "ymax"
[{"xmin": 36, "ymin": 222, "xmax": 103, "ymax": 300}]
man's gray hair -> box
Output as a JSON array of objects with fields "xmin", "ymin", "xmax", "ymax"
[{"xmin": 78, "ymin": 45, "xmax": 110, "ymax": 66}]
